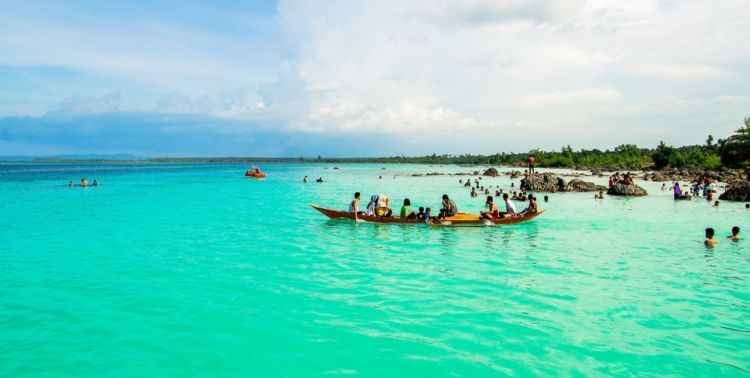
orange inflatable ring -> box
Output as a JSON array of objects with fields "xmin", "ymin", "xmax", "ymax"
[{"xmin": 245, "ymin": 170, "xmax": 266, "ymax": 178}]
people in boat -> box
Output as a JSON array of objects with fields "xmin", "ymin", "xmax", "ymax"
[
  {"xmin": 92, "ymin": 180, "xmax": 98, "ymax": 187},
  {"xmin": 349, "ymin": 192, "xmax": 363, "ymax": 220},
  {"xmin": 705, "ymin": 228, "xmax": 718, "ymax": 246},
  {"xmin": 68, "ymin": 181, "xmax": 73, "ymax": 187},
  {"xmin": 303, "ymin": 176, "xmax": 308, "ymax": 182},
  {"xmin": 729, "ymin": 226, "xmax": 741, "ymax": 241},
  {"xmin": 367, "ymin": 194, "xmax": 392, "ymax": 217},
  {"xmin": 400, "ymin": 198, "xmax": 416, "ymax": 219},
  {"xmin": 595, "ymin": 191, "xmax": 604, "ymax": 199},
  {"xmin": 519, "ymin": 195, "xmax": 537, "ymax": 216},
  {"xmin": 316, "ymin": 177, "xmax": 324, "ymax": 183},
  {"xmin": 481, "ymin": 196, "xmax": 499, "ymax": 220},
  {"xmin": 80, "ymin": 177, "xmax": 88, "ymax": 187},
  {"xmin": 416, "ymin": 207, "xmax": 425, "ymax": 220},
  {"xmin": 439, "ymin": 194, "xmax": 458, "ymax": 219},
  {"xmin": 423, "ymin": 207, "xmax": 435, "ymax": 221},
  {"xmin": 470, "ymin": 187, "xmax": 478, "ymax": 197},
  {"xmin": 253, "ymin": 166, "xmax": 262, "ymax": 174},
  {"xmin": 499, "ymin": 193, "xmax": 517, "ymax": 218}
]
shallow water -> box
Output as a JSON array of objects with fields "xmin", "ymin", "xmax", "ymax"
[{"xmin": 1, "ymin": 163, "xmax": 748, "ymax": 376}]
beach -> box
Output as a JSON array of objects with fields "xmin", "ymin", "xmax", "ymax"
[{"xmin": 1, "ymin": 162, "xmax": 748, "ymax": 376}]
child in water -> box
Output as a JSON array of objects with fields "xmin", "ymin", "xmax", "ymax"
[
  {"xmin": 728, "ymin": 226, "xmax": 741, "ymax": 241},
  {"xmin": 705, "ymin": 228, "xmax": 718, "ymax": 246}
]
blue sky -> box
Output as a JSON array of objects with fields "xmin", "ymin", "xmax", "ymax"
[{"xmin": 1, "ymin": 0, "xmax": 749, "ymax": 157}]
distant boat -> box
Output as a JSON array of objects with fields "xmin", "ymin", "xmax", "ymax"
[
  {"xmin": 310, "ymin": 204, "xmax": 544, "ymax": 226},
  {"xmin": 245, "ymin": 166, "xmax": 266, "ymax": 178}
]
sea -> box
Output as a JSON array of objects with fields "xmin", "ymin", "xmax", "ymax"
[{"xmin": 1, "ymin": 162, "xmax": 748, "ymax": 376}]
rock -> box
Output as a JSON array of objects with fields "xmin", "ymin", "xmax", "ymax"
[
  {"xmin": 521, "ymin": 173, "xmax": 604, "ymax": 193},
  {"xmin": 473, "ymin": 171, "xmax": 480, "ymax": 175},
  {"xmin": 591, "ymin": 169, "xmax": 603, "ymax": 176},
  {"xmin": 566, "ymin": 179, "xmax": 608, "ymax": 192},
  {"xmin": 426, "ymin": 172, "xmax": 444, "ymax": 176},
  {"xmin": 719, "ymin": 182, "xmax": 750, "ymax": 202},
  {"xmin": 520, "ymin": 173, "xmax": 561, "ymax": 192},
  {"xmin": 483, "ymin": 167, "xmax": 499, "ymax": 177},
  {"xmin": 607, "ymin": 183, "xmax": 648, "ymax": 196}
]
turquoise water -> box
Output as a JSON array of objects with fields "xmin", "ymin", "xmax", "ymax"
[{"xmin": 1, "ymin": 163, "xmax": 748, "ymax": 376}]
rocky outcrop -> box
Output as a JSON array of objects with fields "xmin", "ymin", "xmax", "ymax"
[
  {"xmin": 719, "ymin": 182, "xmax": 750, "ymax": 202},
  {"xmin": 521, "ymin": 173, "xmax": 566, "ymax": 192},
  {"xmin": 520, "ymin": 173, "xmax": 604, "ymax": 193},
  {"xmin": 483, "ymin": 167, "xmax": 499, "ymax": 177},
  {"xmin": 607, "ymin": 183, "xmax": 648, "ymax": 196},
  {"xmin": 565, "ymin": 179, "xmax": 608, "ymax": 192},
  {"xmin": 642, "ymin": 168, "xmax": 744, "ymax": 185}
]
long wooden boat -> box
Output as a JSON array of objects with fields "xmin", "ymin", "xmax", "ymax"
[{"xmin": 310, "ymin": 204, "xmax": 544, "ymax": 226}]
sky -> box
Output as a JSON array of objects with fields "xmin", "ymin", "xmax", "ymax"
[{"xmin": 1, "ymin": 0, "xmax": 749, "ymax": 157}]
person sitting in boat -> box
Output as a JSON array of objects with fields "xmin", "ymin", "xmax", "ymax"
[
  {"xmin": 423, "ymin": 207, "xmax": 435, "ymax": 221},
  {"xmin": 400, "ymin": 198, "xmax": 416, "ymax": 219},
  {"xmin": 349, "ymin": 192, "xmax": 364, "ymax": 220},
  {"xmin": 367, "ymin": 194, "xmax": 392, "ymax": 217},
  {"xmin": 499, "ymin": 193, "xmax": 517, "ymax": 218},
  {"xmin": 480, "ymin": 196, "xmax": 499, "ymax": 220},
  {"xmin": 439, "ymin": 194, "xmax": 458, "ymax": 219},
  {"xmin": 519, "ymin": 195, "xmax": 538, "ymax": 216},
  {"xmin": 253, "ymin": 166, "xmax": 262, "ymax": 174},
  {"xmin": 416, "ymin": 207, "xmax": 425, "ymax": 220},
  {"xmin": 470, "ymin": 187, "xmax": 478, "ymax": 197}
]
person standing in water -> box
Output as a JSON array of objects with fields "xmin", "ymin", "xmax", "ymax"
[
  {"xmin": 728, "ymin": 226, "xmax": 741, "ymax": 241},
  {"xmin": 705, "ymin": 228, "xmax": 718, "ymax": 246},
  {"xmin": 303, "ymin": 176, "xmax": 308, "ymax": 182}
]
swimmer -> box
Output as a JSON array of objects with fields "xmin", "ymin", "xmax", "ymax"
[
  {"xmin": 303, "ymin": 175, "xmax": 308, "ymax": 183},
  {"xmin": 714, "ymin": 201, "xmax": 719, "ymax": 207},
  {"xmin": 68, "ymin": 181, "xmax": 74, "ymax": 187},
  {"xmin": 80, "ymin": 177, "xmax": 88, "ymax": 187},
  {"xmin": 728, "ymin": 226, "xmax": 741, "ymax": 241},
  {"xmin": 704, "ymin": 228, "xmax": 718, "ymax": 246},
  {"xmin": 595, "ymin": 191, "xmax": 604, "ymax": 199},
  {"xmin": 316, "ymin": 177, "xmax": 324, "ymax": 183},
  {"xmin": 92, "ymin": 180, "xmax": 98, "ymax": 187}
]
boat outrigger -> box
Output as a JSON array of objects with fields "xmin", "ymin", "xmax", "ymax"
[{"xmin": 310, "ymin": 204, "xmax": 544, "ymax": 226}]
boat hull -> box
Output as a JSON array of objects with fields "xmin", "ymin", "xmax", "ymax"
[{"xmin": 310, "ymin": 204, "xmax": 544, "ymax": 225}]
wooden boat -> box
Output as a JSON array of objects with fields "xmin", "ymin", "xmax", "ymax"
[
  {"xmin": 310, "ymin": 204, "xmax": 544, "ymax": 226},
  {"xmin": 245, "ymin": 170, "xmax": 266, "ymax": 178}
]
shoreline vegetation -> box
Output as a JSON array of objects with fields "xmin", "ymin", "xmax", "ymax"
[{"xmin": 4, "ymin": 117, "xmax": 749, "ymax": 170}]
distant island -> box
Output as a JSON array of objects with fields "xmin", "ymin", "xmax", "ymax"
[{"xmin": 5, "ymin": 117, "xmax": 750, "ymax": 171}]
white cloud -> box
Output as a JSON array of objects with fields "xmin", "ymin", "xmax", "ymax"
[
  {"xmin": 259, "ymin": 0, "xmax": 750, "ymax": 149},
  {"xmin": 48, "ymin": 91, "xmax": 121, "ymax": 116}
]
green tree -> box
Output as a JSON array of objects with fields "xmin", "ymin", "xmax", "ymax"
[{"xmin": 719, "ymin": 117, "xmax": 750, "ymax": 167}]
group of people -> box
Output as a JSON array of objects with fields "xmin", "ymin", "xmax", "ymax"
[
  {"xmin": 666, "ymin": 177, "xmax": 718, "ymax": 201},
  {"xmin": 68, "ymin": 178, "xmax": 98, "ymax": 187},
  {"xmin": 608, "ymin": 172, "xmax": 634, "ymax": 187},
  {"xmin": 347, "ymin": 190, "xmax": 540, "ymax": 221},
  {"xmin": 704, "ymin": 226, "xmax": 741, "ymax": 246},
  {"xmin": 480, "ymin": 193, "xmax": 537, "ymax": 220},
  {"xmin": 303, "ymin": 176, "xmax": 324, "ymax": 183},
  {"xmin": 348, "ymin": 193, "xmax": 460, "ymax": 221}
]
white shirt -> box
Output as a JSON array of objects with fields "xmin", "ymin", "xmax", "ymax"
[{"xmin": 505, "ymin": 199, "xmax": 517, "ymax": 214}]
